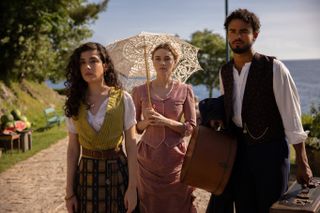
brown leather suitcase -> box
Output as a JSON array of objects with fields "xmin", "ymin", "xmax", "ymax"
[
  {"xmin": 270, "ymin": 177, "xmax": 320, "ymax": 213},
  {"xmin": 180, "ymin": 125, "xmax": 237, "ymax": 195}
]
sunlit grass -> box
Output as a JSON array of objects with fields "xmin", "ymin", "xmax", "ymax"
[{"xmin": 0, "ymin": 80, "xmax": 67, "ymax": 173}]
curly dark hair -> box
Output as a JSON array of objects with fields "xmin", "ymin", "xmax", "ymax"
[
  {"xmin": 224, "ymin": 8, "xmax": 261, "ymax": 33},
  {"xmin": 64, "ymin": 42, "xmax": 122, "ymax": 118}
]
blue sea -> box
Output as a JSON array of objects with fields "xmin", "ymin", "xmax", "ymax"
[{"xmin": 47, "ymin": 59, "xmax": 320, "ymax": 114}]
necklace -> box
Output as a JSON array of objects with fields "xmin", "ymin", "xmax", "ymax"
[{"xmin": 86, "ymin": 87, "xmax": 109, "ymax": 110}]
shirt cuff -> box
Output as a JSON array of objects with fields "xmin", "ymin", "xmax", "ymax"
[{"xmin": 285, "ymin": 130, "xmax": 308, "ymax": 145}]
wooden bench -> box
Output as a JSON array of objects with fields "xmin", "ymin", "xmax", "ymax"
[{"xmin": 43, "ymin": 107, "xmax": 65, "ymax": 128}]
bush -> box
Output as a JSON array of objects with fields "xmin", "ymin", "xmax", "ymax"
[
  {"xmin": 302, "ymin": 114, "xmax": 313, "ymax": 132},
  {"xmin": 310, "ymin": 104, "xmax": 320, "ymax": 138},
  {"xmin": 305, "ymin": 137, "xmax": 320, "ymax": 150},
  {"xmin": 302, "ymin": 104, "xmax": 320, "ymax": 138},
  {"xmin": 302, "ymin": 103, "xmax": 320, "ymax": 151}
]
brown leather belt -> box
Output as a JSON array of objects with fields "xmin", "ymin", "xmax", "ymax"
[{"xmin": 81, "ymin": 147, "xmax": 123, "ymax": 159}]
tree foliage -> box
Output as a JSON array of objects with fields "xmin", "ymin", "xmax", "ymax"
[
  {"xmin": 187, "ymin": 29, "xmax": 227, "ymax": 97},
  {"xmin": 0, "ymin": 0, "xmax": 109, "ymax": 84}
]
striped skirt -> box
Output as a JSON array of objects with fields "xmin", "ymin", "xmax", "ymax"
[{"xmin": 76, "ymin": 150, "xmax": 129, "ymax": 213}]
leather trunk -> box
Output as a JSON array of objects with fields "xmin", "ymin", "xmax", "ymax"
[
  {"xmin": 270, "ymin": 177, "xmax": 320, "ymax": 213},
  {"xmin": 180, "ymin": 125, "xmax": 237, "ymax": 195}
]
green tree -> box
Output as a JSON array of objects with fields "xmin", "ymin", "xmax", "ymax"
[
  {"xmin": 187, "ymin": 29, "xmax": 227, "ymax": 97},
  {"xmin": 0, "ymin": 0, "xmax": 109, "ymax": 84}
]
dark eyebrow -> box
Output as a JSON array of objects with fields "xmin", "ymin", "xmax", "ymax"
[
  {"xmin": 89, "ymin": 56, "xmax": 100, "ymax": 60},
  {"xmin": 240, "ymin": 28, "xmax": 250, "ymax": 32},
  {"xmin": 228, "ymin": 27, "xmax": 249, "ymax": 31}
]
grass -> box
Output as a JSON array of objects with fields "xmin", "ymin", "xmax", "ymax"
[
  {"xmin": 0, "ymin": 81, "xmax": 66, "ymax": 129},
  {"xmin": 17, "ymin": 81, "xmax": 65, "ymax": 127},
  {"xmin": 0, "ymin": 80, "xmax": 67, "ymax": 173},
  {"xmin": 0, "ymin": 124, "xmax": 67, "ymax": 173}
]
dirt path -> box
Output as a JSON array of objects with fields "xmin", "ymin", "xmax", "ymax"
[{"xmin": 0, "ymin": 138, "xmax": 210, "ymax": 213}]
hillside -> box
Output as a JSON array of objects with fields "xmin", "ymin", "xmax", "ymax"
[{"xmin": 0, "ymin": 80, "xmax": 65, "ymax": 129}]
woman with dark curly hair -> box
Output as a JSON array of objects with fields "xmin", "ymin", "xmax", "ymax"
[{"xmin": 64, "ymin": 42, "xmax": 138, "ymax": 213}]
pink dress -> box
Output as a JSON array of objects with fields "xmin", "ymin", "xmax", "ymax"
[{"xmin": 132, "ymin": 81, "xmax": 197, "ymax": 213}]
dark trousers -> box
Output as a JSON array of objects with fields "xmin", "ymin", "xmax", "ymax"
[
  {"xmin": 206, "ymin": 130, "xmax": 290, "ymax": 213},
  {"xmin": 234, "ymin": 138, "xmax": 290, "ymax": 213}
]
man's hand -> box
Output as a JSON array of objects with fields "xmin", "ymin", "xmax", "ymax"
[
  {"xmin": 296, "ymin": 159, "xmax": 313, "ymax": 185},
  {"xmin": 294, "ymin": 143, "xmax": 313, "ymax": 185}
]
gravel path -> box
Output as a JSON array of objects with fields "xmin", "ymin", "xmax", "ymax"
[{"xmin": 0, "ymin": 138, "xmax": 210, "ymax": 213}]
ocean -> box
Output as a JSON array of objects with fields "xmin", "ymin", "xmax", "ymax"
[
  {"xmin": 191, "ymin": 59, "xmax": 320, "ymax": 114},
  {"xmin": 47, "ymin": 59, "xmax": 320, "ymax": 114}
]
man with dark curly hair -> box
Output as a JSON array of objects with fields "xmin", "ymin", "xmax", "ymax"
[{"xmin": 206, "ymin": 8, "xmax": 313, "ymax": 213}]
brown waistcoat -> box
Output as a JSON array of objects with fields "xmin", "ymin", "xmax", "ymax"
[{"xmin": 221, "ymin": 53, "xmax": 285, "ymax": 143}]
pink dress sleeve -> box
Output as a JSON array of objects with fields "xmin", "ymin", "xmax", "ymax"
[{"xmin": 183, "ymin": 85, "xmax": 197, "ymax": 127}]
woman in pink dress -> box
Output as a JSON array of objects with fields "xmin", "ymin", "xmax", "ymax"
[{"xmin": 132, "ymin": 43, "xmax": 197, "ymax": 213}]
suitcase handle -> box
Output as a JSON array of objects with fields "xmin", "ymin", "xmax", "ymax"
[{"xmin": 296, "ymin": 178, "xmax": 320, "ymax": 199}]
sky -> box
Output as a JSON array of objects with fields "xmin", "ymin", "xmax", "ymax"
[{"xmin": 88, "ymin": 0, "xmax": 320, "ymax": 60}]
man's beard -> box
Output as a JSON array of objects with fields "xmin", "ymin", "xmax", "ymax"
[{"xmin": 229, "ymin": 42, "xmax": 252, "ymax": 54}]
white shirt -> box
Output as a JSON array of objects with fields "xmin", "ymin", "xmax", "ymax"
[
  {"xmin": 66, "ymin": 91, "xmax": 136, "ymax": 133},
  {"xmin": 219, "ymin": 59, "xmax": 307, "ymax": 145}
]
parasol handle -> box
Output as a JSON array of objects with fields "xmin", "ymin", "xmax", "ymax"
[{"xmin": 143, "ymin": 44, "xmax": 152, "ymax": 107}]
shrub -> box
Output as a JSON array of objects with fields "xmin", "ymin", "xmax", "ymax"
[
  {"xmin": 303, "ymin": 103, "xmax": 320, "ymax": 150},
  {"xmin": 302, "ymin": 114, "xmax": 313, "ymax": 132},
  {"xmin": 310, "ymin": 104, "xmax": 320, "ymax": 138}
]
